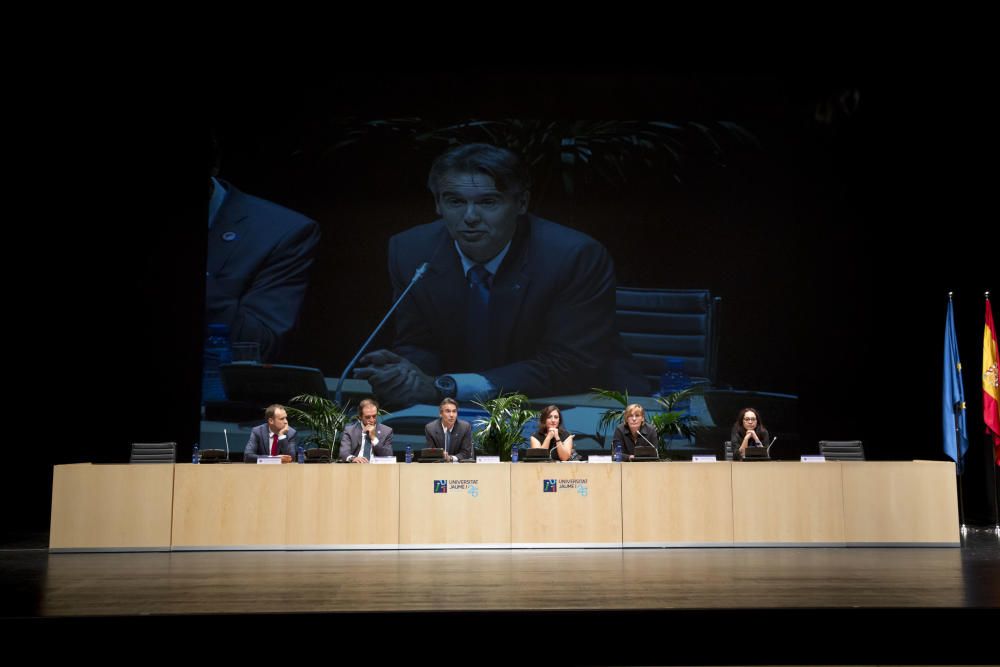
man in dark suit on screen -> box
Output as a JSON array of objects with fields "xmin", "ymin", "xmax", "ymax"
[
  {"xmin": 354, "ymin": 143, "xmax": 647, "ymax": 408},
  {"xmin": 207, "ymin": 177, "xmax": 320, "ymax": 362}
]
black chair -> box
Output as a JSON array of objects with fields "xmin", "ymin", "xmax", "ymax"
[
  {"xmin": 616, "ymin": 287, "xmax": 722, "ymax": 388},
  {"xmin": 723, "ymin": 440, "xmax": 734, "ymax": 461},
  {"xmin": 129, "ymin": 442, "xmax": 176, "ymax": 464},
  {"xmin": 818, "ymin": 440, "xmax": 865, "ymax": 461}
]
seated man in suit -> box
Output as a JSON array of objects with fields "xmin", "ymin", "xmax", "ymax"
[
  {"xmin": 424, "ymin": 397, "xmax": 474, "ymax": 462},
  {"xmin": 244, "ymin": 404, "xmax": 297, "ymax": 463},
  {"xmin": 353, "ymin": 143, "xmax": 647, "ymax": 408},
  {"xmin": 339, "ymin": 398, "xmax": 394, "ymax": 463}
]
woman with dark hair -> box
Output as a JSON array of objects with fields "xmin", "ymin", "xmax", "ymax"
[
  {"xmin": 530, "ymin": 405, "xmax": 577, "ymax": 461},
  {"xmin": 730, "ymin": 407, "xmax": 770, "ymax": 460}
]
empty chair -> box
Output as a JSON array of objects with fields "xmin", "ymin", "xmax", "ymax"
[
  {"xmin": 129, "ymin": 442, "xmax": 176, "ymax": 463},
  {"xmin": 818, "ymin": 440, "xmax": 864, "ymax": 461}
]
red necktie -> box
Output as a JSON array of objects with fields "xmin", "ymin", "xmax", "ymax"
[{"xmin": 271, "ymin": 433, "xmax": 279, "ymax": 456}]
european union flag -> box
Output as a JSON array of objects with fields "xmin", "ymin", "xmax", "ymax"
[{"xmin": 943, "ymin": 298, "xmax": 969, "ymax": 473}]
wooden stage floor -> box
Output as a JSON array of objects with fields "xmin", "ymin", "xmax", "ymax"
[{"xmin": 2, "ymin": 530, "xmax": 998, "ymax": 663}]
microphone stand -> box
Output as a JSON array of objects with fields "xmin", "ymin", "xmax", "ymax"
[{"xmin": 334, "ymin": 263, "xmax": 429, "ymax": 407}]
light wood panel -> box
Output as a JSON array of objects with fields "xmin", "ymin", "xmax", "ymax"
[
  {"xmin": 622, "ymin": 462, "xmax": 734, "ymax": 544},
  {"xmin": 286, "ymin": 463, "xmax": 399, "ymax": 547},
  {"xmin": 842, "ymin": 460, "xmax": 959, "ymax": 544},
  {"xmin": 49, "ymin": 464, "xmax": 174, "ymax": 550},
  {"xmin": 49, "ymin": 460, "xmax": 961, "ymax": 550},
  {"xmin": 398, "ymin": 463, "xmax": 510, "ymax": 546},
  {"xmin": 171, "ymin": 463, "xmax": 289, "ymax": 548},
  {"xmin": 732, "ymin": 461, "xmax": 846, "ymax": 544},
  {"xmin": 510, "ymin": 463, "xmax": 622, "ymax": 546}
]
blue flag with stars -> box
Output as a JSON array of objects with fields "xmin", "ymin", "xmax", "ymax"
[{"xmin": 943, "ymin": 298, "xmax": 969, "ymax": 473}]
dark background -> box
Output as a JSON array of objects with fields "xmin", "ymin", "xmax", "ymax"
[{"xmin": 9, "ymin": 72, "xmax": 995, "ymax": 540}]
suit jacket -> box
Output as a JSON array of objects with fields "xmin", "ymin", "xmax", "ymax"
[
  {"xmin": 387, "ymin": 214, "xmax": 649, "ymax": 398},
  {"xmin": 207, "ymin": 181, "xmax": 320, "ymax": 362},
  {"xmin": 244, "ymin": 423, "xmax": 298, "ymax": 462},
  {"xmin": 424, "ymin": 419, "xmax": 474, "ymax": 461},
  {"xmin": 339, "ymin": 421, "xmax": 394, "ymax": 461}
]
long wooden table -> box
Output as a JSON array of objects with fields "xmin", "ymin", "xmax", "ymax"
[{"xmin": 50, "ymin": 461, "xmax": 960, "ymax": 551}]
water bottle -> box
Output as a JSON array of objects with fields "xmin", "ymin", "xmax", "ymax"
[
  {"xmin": 201, "ymin": 323, "xmax": 232, "ymax": 403},
  {"xmin": 297, "ymin": 444, "xmax": 305, "ymax": 464},
  {"xmin": 405, "ymin": 444, "xmax": 412, "ymax": 463},
  {"xmin": 659, "ymin": 357, "xmax": 692, "ymax": 413},
  {"xmin": 192, "ymin": 444, "xmax": 200, "ymax": 464},
  {"xmin": 511, "ymin": 445, "xmax": 519, "ymax": 463},
  {"xmin": 614, "ymin": 442, "xmax": 622, "ymax": 462}
]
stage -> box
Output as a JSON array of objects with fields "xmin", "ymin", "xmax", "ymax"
[{"xmin": 4, "ymin": 530, "xmax": 998, "ymax": 663}]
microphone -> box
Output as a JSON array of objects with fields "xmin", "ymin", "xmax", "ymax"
[
  {"xmin": 636, "ymin": 427, "xmax": 660, "ymax": 459},
  {"xmin": 334, "ymin": 262, "xmax": 430, "ymax": 407},
  {"xmin": 223, "ymin": 428, "xmax": 230, "ymax": 458},
  {"xmin": 766, "ymin": 436, "xmax": 777, "ymax": 457}
]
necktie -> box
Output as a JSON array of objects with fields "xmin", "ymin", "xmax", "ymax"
[
  {"xmin": 466, "ymin": 264, "xmax": 492, "ymax": 371},
  {"xmin": 362, "ymin": 431, "xmax": 372, "ymax": 459},
  {"xmin": 270, "ymin": 433, "xmax": 279, "ymax": 456},
  {"xmin": 444, "ymin": 427, "xmax": 450, "ymax": 453}
]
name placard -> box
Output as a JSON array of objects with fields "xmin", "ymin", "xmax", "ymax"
[
  {"xmin": 371, "ymin": 456, "xmax": 397, "ymax": 464},
  {"xmin": 477, "ymin": 456, "xmax": 501, "ymax": 464},
  {"xmin": 692, "ymin": 455, "xmax": 718, "ymax": 462},
  {"xmin": 588, "ymin": 455, "xmax": 612, "ymax": 463},
  {"xmin": 256, "ymin": 456, "xmax": 282, "ymax": 465},
  {"xmin": 801, "ymin": 455, "xmax": 826, "ymax": 463}
]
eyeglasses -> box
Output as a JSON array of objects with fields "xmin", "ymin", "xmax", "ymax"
[{"xmin": 742, "ymin": 416, "xmax": 757, "ymax": 422}]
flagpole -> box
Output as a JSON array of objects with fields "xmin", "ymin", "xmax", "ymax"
[{"xmin": 957, "ymin": 428, "xmax": 967, "ymax": 538}]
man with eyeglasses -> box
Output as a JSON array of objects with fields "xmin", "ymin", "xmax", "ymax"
[{"xmin": 354, "ymin": 143, "xmax": 646, "ymax": 408}]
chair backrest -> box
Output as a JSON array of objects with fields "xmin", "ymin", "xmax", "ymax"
[
  {"xmin": 723, "ymin": 440, "xmax": 734, "ymax": 461},
  {"xmin": 616, "ymin": 287, "xmax": 721, "ymax": 387},
  {"xmin": 130, "ymin": 442, "xmax": 176, "ymax": 464},
  {"xmin": 818, "ymin": 440, "xmax": 864, "ymax": 461}
]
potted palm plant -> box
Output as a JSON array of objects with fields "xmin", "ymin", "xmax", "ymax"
[
  {"xmin": 591, "ymin": 387, "xmax": 702, "ymax": 459},
  {"xmin": 284, "ymin": 394, "xmax": 352, "ymax": 462},
  {"xmin": 472, "ymin": 392, "xmax": 536, "ymax": 461}
]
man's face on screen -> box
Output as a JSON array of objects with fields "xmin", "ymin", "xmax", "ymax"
[{"xmin": 435, "ymin": 171, "xmax": 528, "ymax": 264}]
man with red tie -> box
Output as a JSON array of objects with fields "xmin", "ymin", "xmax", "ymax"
[{"xmin": 244, "ymin": 404, "xmax": 297, "ymax": 463}]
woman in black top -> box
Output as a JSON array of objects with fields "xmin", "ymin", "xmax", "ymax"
[
  {"xmin": 611, "ymin": 403, "xmax": 659, "ymax": 461},
  {"xmin": 730, "ymin": 407, "xmax": 770, "ymax": 460},
  {"xmin": 530, "ymin": 405, "xmax": 577, "ymax": 461}
]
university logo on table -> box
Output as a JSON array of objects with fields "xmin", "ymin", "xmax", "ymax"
[
  {"xmin": 434, "ymin": 480, "xmax": 448, "ymax": 493},
  {"xmin": 543, "ymin": 479, "xmax": 557, "ymax": 493}
]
